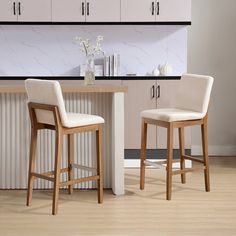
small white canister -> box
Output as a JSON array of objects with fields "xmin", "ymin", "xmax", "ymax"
[
  {"xmin": 159, "ymin": 63, "xmax": 173, "ymax": 76},
  {"xmin": 152, "ymin": 68, "xmax": 160, "ymax": 76}
]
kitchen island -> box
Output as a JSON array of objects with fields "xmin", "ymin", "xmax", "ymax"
[{"xmin": 0, "ymin": 82, "xmax": 127, "ymax": 195}]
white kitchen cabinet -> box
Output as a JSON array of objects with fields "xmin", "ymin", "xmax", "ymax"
[
  {"xmin": 123, "ymin": 80, "xmax": 157, "ymax": 149},
  {"xmin": 52, "ymin": 0, "xmax": 85, "ymax": 22},
  {"xmin": 121, "ymin": 0, "xmax": 155, "ymax": 22},
  {"xmin": 86, "ymin": 0, "xmax": 120, "ymax": 22},
  {"xmin": 52, "ymin": 0, "xmax": 120, "ymax": 22},
  {"xmin": 0, "ymin": 0, "xmax": 191, "ymax": 23},
  {"xmin": 0, "ymin": 0, "xmax": 51, "ymax": 22},
  {"xmin": 17, "ymin": 0, "xmax": 51, "ymax": 22},
  {"xmin": 157, "ymin": 0, "xmax": 191, "ymax": 22},
  {"xmin": 121, "ymin": 0, "xmax": 191, "ymax": 22},
  {"xmin": 0, "ymin": 0, "xmax": 18, "ymax": 21}
]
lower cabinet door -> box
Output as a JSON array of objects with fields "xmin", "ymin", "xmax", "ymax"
[{"xmin": 123, "ymin": 80, "xmax": 157, "ymax": 150}]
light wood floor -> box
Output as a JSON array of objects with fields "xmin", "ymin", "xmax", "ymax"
[{"xmin": 0, "ymin": 157, "xmax": 236, "ymax": 236}]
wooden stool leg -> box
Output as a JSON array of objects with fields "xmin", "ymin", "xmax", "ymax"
[
  {"xmin": 26, "ymin": 128, "xmax": 37, "ymax": 206},
  {"xmin": 166, "ymin": 123, "xmax": 173, "ymax": 200},
  {"xmin": 178, "ymin": 127, "xmax": 186, "ymax": 184},
  {"xmin": 140, "ymin": 119, "xmax": 147, "ymax": 190},
  {"xmin": 52, "ymin": 130, "xmax": 63, "ymax": 215},
  {"xmin": 96, "ymin": 125, "xmax": 103, "ymax": 204},
  {"xmin": 68, "ymin": 134, "xmax": 74, "ymax": 194},
  {"xmin": 201, "ymin": 116, "xmax": 210, "ymax": 192}
]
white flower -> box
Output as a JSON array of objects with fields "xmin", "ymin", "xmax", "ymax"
[
  {"xmin": 74, "ymin": 35, "xmax": 105, "ymax": 57},
  {"xmin": 97, "ymin": 35, "xmax": 104, "ymax": 41}
]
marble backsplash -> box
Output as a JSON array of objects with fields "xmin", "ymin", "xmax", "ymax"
[{"xmin": 0, "ymin": 25, "xmax": 187, "ymax": 76}]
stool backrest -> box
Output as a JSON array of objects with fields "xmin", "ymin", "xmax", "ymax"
[
  {"xmin": 25, "ymin": 79, "xmax": 68, "ymax": 126},
  {"xmin": 174, "ymin": 74, "xmax": 214, "ymax": 115}
]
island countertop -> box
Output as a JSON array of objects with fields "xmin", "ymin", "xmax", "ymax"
[{"xmin": 0, "ymin": 83, "xmax": 128, "ymax": 93}]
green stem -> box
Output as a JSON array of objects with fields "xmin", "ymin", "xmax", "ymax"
[{"xmin": 82, "ymin": 42, "xmax": 88, "ymax": 56}]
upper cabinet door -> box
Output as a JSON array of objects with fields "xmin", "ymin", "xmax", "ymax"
[
  {"xmin": 52, "ymin": 0, "xmax": 85, "ymax": 22},
  {"xmin": 121, "ymin": 0, "xmax": 155, "ymax": 22},
  {"xmin": 156, "ymin": 0, "xmax": 191, "ymax": 22},
  {"xmin": 0, "ymin": 0, "xmax": 18, "ymax": 21},
  {"xmin": 17, "ymin": 0, "xmax": 51, "ymax": 22},
  {"xmin": 86, "ymin": 0, "xmax": 120, "ymax": 22}
]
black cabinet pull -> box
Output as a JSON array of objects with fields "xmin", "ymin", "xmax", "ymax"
[
  {"xmin": 151, "ymin": 85, "xmax": 155, "ymax": 99},
  {"xmin": 13, "ymin": 2, "xmax": 16, "ymax": 15},
  {"xmin": 87, "ymin": 2, "xmax": 89, "ymax": 16},
  {"xmin": 152, "ymin": 2, "xmax": 154, "ymax": 15},
  {"xmin": 156, "ymin": 2, "xmax": 160, "ymax": 15},
  {"xmin": 82, "ymin": 2, "xmax": 85, "ymax": 15},
  {"xmin": 18, "ymin": 2, "xmax": 21, "ymax": 15},
  {"xmin": 156, "ymin": 85, "xmax": 160, "ymax": 99}
]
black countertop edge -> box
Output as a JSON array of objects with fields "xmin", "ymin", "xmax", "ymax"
[
  {"xmin": 0, "ymin": 21, "xmax": 191, "ymax": 26},
  {"xmin": 0, "ymin": 76, "xmax": 181, "ymax": 81}
]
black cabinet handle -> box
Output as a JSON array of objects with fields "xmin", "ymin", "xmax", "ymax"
[
  {"xmin": 152, "ymin": 2, "xmax": 154, "ymax": 15},
  {"xmin": 151, "ymin": 85, "xmax": 155, "ymax": 99},
  {"xmin": 82, "ymin": 2, "xmax": 85, "ymax": 15},
  {"xmin": 18, "ymin": 2, "xmax": 21, "ymax": 15},
  {"xmin": 156, "ymin": 85, "xmax": 160, "ymax": 99},
  {"xmin": 156, "ymin": 2, "xmax": 160, "ymax": 15},
  {"xmin": 13, "ymin": 2, "xmax": 16, "ymax": 15},
  {"xmin": 87, "ymin": 2, "xmax": 89, "ymax": 16}
]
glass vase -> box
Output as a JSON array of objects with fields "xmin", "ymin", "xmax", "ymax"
[{"xmin": 84, "ymin": 55, "xmax": 95, "ymax": 85}]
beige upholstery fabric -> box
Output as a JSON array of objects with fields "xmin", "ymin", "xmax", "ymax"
[
  {"xmin": 25, "ymin": 79, "xmax": 104, "ymax": 127},
  {"xmin": 141, "ymin": 108, "xmax": 205, "ymax": 122},
  {"xmin": 141, "ymin": 74, "xmax": 214, "ymax": 122}
]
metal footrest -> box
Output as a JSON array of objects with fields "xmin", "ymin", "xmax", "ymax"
[{"xmin": 144, "ymin": 160, "xmax": 166, "ymax": 169}]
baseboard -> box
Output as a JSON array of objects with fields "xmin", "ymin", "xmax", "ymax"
[
  {"xmin": 125, "ymin": 149, "xmax": 191, "ymax": 159},
  {"xmin": 124, "ymin": 159, "xmax": 192, "ymax": 168},
  {"xmin": 191, "ymin": 145, "xmax": 236, "ymax": 156}
]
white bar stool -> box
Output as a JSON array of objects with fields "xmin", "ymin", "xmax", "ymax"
[
  {"xmin": 25, "ymin": 79, "xmax": 104, "ymax": 215},
  {"xmin": 140, "ymin": 74, "xmax": 214, "ymax": 200}
]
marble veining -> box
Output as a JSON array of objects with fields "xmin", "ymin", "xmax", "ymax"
[{"xmin": 0, "ymin": 25, "xmax": 187, "ymax": 76}]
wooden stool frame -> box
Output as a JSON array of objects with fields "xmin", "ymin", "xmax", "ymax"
[
  {"xmin": 140, "ymin": 114, "xmax": 210, "ymax": 200},
  {"xmin": 26, "ymin": 102, "xmax": 103, "ymax": 215}
]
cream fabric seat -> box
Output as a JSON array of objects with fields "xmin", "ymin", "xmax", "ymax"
[
  {"xmin": 140, "ymin": 73, "xmax": 214, "ymax": 201},
  {"xmin": 25, "ymin": 79, "xmax": 104, "ymax": 128},
  {"xmin": 141, "ymin": 108, "xmax": 204, "ymax": 122},
  {"xmin": 66, "ymin": 112, "xmax": 104, "ymax": 128}
]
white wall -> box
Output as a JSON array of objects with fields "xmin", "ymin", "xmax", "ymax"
[
  {"xmin": 0, "ymin": 25, "xmax": 187, "ymax": 76},
  {"xmin": 188, "ymin": 0, "xmax": 236, "ymax": 155}
]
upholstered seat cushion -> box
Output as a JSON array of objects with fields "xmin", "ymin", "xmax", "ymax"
[
  {"xmin": 141, "ymin": 108, "xmax": 204, "ymax": 122},
  {"xmin": 65, "ymin": 112, "xmax": 104, "ymax": 128},
  {"xmin": 25, "ymin": 79, "xmax": 105, "ymax": 128}
]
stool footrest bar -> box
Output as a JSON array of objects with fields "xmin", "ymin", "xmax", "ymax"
[
  {"xmin": 172, "ymin": 167, "xmax": 206, "ymax": 175},
  {"xmin": 144, "ymin": 159, "xmax": 180, "ymax": 169},
  {"xmin": 144, "ymin": 160, "xmax": 166, "ymax": 169},
  {"xmin": 31, "ymin": 172, "xmax": 54, "ymax": 182},
  {"xmin": 43, "ymin": 167, "xmax": 69, "ymax": 177},
  {"xmin": 71, "ymin": 163, "xmax": 97, "ymax": 172},
  {"xmin": 183, "ymin": 155, "xmax": 204, "ymax": 163},
  {"xmin": 59, "ymin": 175, "xmax": 100, "ymax": 187}
]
